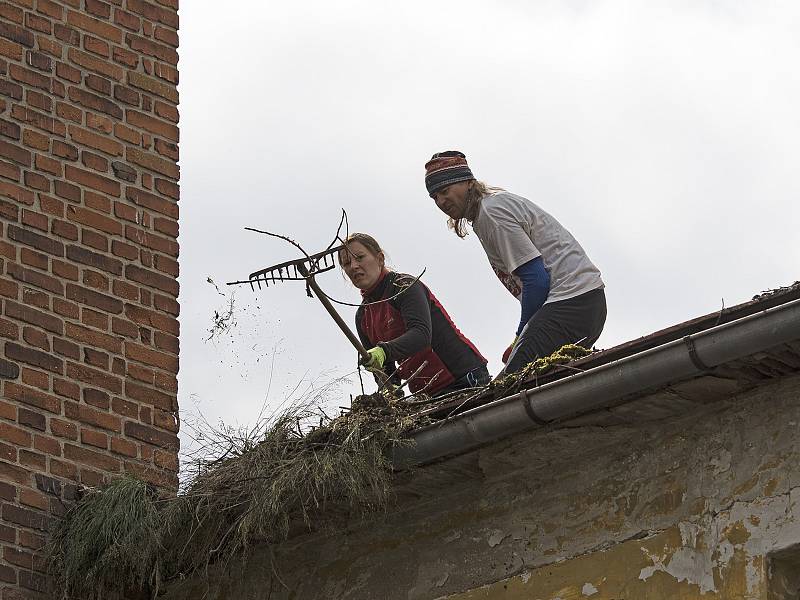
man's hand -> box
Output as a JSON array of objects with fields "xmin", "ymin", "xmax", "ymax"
[
  {"xmin": 363, "ymin": 346, "xmax": 386, "ymax": 371},
  {"xmin": 501, "ymin": 336, "xmax": 518, "ymax": 364}
]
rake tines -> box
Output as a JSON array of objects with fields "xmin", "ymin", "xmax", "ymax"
[{"xmin": 228, "ymin": 245, "xmax": 344, "ymax": 290}]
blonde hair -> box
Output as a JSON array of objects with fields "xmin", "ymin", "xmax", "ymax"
[{"xmin": 449, "ymin": 180, "xmax": 493, "ymax": 239}]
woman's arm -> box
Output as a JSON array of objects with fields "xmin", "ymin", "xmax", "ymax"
[{"xmin": 378, "ymin": 280, "xmax": 432, "ymax": 364}]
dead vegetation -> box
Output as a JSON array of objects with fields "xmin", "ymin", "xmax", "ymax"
[{"xmin": 46, "ymin": 345, "xmax": 589, "ymax": 599}]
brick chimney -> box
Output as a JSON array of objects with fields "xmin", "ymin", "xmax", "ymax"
[{"xmin": 0, "ymin": 0, "xmax": 180, "ymax": 595}]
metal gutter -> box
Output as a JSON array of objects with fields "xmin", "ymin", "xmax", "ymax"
[{"xmin": 394, "ymin": 297, "xmax": 800, "ymax": 469}]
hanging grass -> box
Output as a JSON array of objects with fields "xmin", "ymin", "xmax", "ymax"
[
  {"xmin": 46, "ymin": 475, "xmax": 164, "ymax": 599},
  {"xmin": 46, "ymin": 388, "xmax": 425, "ymax": 598}
]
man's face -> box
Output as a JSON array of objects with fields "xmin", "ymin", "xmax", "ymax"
[{"xmin": 432, "ymin": 180, "xmax": 472, "ymax": 219}]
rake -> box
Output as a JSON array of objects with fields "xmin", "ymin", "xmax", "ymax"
[{"xmin": 228, "ymin": 244, "xmax": 372, "ymax": 364}]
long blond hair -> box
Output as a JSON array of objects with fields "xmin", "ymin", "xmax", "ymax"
[{"xmin": 449, "ymin": 180, "xmax": 495, "ymax": 238}]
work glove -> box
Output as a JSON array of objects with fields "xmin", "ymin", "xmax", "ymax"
[
  {"xmin": 362, "ymin": 346, "xmax": 386, "ymax": 372},
  {"xmin": 501, "ymin": 336, "xmax": 519, "ymax": 364}
]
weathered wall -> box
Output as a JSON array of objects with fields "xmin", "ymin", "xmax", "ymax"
[
  {"xmin": 0, "ymin": 0, "xmax": 179, "ymax": 596},
  {"xmin": 167, "ymin": 373, "xmax": 800, "ymax": 600}
]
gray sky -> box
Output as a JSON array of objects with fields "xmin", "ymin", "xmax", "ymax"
[{"xmin": 177, "ymin": 0, "xmax": 800, "ymax": 433}]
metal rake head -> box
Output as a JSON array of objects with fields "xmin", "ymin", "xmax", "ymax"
[{"xmin": 228, "ymin": 245, "xmax": 344, "ymax": 291}]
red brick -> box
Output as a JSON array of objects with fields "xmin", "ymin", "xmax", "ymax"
[
  {"xmin": 37, "ymin": 35, "xmax": 64, "ymax": 59},
  {"xmin": 125, "ymin": 109, "xmax": 177, "ymax": 141},
  {"xmin": 80, "ymin": 427, "xmax": 107, "ymax": 448},
  {"xmin": 0, "ymin": 140, "xmax": 31, "ymax": 166},
  {"xmin": 64, "ymin": 442, "xmax": 120, "ymax": 471},
  {"xmin": 5, "ymin": 382, "xmax": 61, "ymax": 414},
  {"xmin": 0, "ymin": 422, "xmax": 32, "ymax": 446},
  {"xmin": 8, "ymin": 63, "xmax": 50, "ymax": 91},
  {"xmin": 65, "ymin": 282, "xmax": 122, "ymax": 314},
  {"xmin": 0, "ymin": 180, "xmax": 35, "ymax": 204},
  {"xmin": 25, "ymin": 12, "xmax": 52, "ymax": 35},
  {"xmin": 81, "ymin": 227, "xmax": 108, "ymax": 251},
  {"xmin": 35, "ymin": 153, "xmax": 61, "ymax": 176},
  {"xmin": 52, "ymin": 297, "xmax": 79, "ymax": 319},
  {"xmin": 123, "ymin": 420, "xmax": 176, "ymax": 450},
  {"xmin": 65, "ymin": 361, "xmax": 121, "ymax": 394},
  {"xmin": 86, "ymin": 76, "xmax": 112, "ymax": 101},
  {"xmin": 52, "ymin": 139, "xmax": 78, "ymax": 161},
  {"xmin": 52, "ymin": 337, "xmax": 79, "ymax": 361},
  {"xmin": 49, "ymin": 458, "xmax": 77, "ymax": 480},
  {"xmin": 0, "ymin": 118, "xmax": 21, "ymax": 140},
  {"xmin": 23, "ymin": 170, "xmax": 49, "ymax": 191},
  {"xmin": 64, "ymin": 321, "xmax": 122, "ymax": 354},
  {"xmin": 49, "ymin": 418, "xmax": 77, "ymax": 440},
  {"xmin": 0, "ymin": 3, "xmax": 24, "ymax": 24},
  {"xmin": 66, "ymin": 47, "xmax": 123, "ymax": 80},
  {"xmin": 0, "ymin": 78, "xmax": 24, "ymax": 101},
  {"xmin": 10, "ymin": 105, "xmax": 66, "ymax": 136},
  {"xmin": 83, "ymin": 387, "xmax": 109, "ymax": 409},
  {"xmin": 56, "ymin": 100, "xmax": 82, "ymax": 123},
  {"xmin": 0, "ymin": 159, "xmax": 20, "ymax": 182},
  {"xmin": 83, "ymin": 34, "xmax": 109, "ymax": 59},
  {"xmin": 125, "ymin": 225, "xmax": 177, "ymax": 256},
  {"xmin": 55, "ymin": 60, "xmax": 80, "ymax": 83},
  {"xmin": 51, "ymin": 217, "xmax": 79, "ymax": 240},
  {"xmin": 37, "ymin": 0, "xmax": 64, "ymax": 19},
  {"xmin": 22, "ymin": 327, "xmax": 49, "ymax": 352},
  {"xmin": 19, "ymin": 448, "xmax": 46, "ymax": 470},
  {"xmin": 111, "ymin": 239, "xmax": 137, "ymax": 260},
  {"xmin": 81, "ymin": 306, "xmax": 109, "ymax": 329},
  {"xmin": 20, "ymin": 288, "xmax": 48, "ymax": 310},
  {"xmin": 6, "ymin": 261, "xmax": 63, "ymax": 295},
  {"xmin": 26, "ymin": 89, "xmax": 54, "ymax": 112},
  {"xmin": 154, "ymin": 25, "xmax": 178, "ymax": 48},
  {"xmin": 25, "ymin": 50, "xmax": 52, "ymax": 72},
  {"xmin": 20, "ymin": 246, "xmax": 47, "ymax": 268},
  {"xmin": 32, "ymin": 434, "xmax": 60, "ymax": 456},
  {"xmin": 0, "ymin": 461, "xmax": 31, "ymax": 485},
  {"xmin": 66, "ymin": 10, "xmax": 122, "ymax": 43},
  {"xmin": 19, "ymin": 488, "xmax": 48, "ymax": 511},
  {"xmin": 5, "ymin": 341, "xmax": 63, "ymax": 374},
  {"xmin": 113, "ymin": 7, "xmax": 140, "ymax": 31},
  {"xmin": 81, "ymin": 149, "xmax": 108, "ymax": 172},
  {"xmin": 39, "ymin": 194, "xmax": 64, "ymax": 217},
  {"xmin": 0, "ymin": 37, "xmax": 24, "ymax": 62},
  {"xmin": 125, "ymin": 186, "xmax": 176, "ymax": 218},
  {"xmin": 4, "ymin": 300, "xmax": 63, "ymax": 334},
  {"xmin": 67, "ymin": 85, "xmax": 122, "ymax": 119},
  {"xmin": 127, "ymin": 0, "xmax": 177, "ymax": 28},
  {"xmin": 64, "ymin": 401, "xmax": 121, "ymax": 432},
  {"xmin": 113, "ymin": 122, "xmax": 140, "ymax": 145},
  {"xmin": 110, "ymin": 435, "xmax": 136, "ymax": 457},
  {"xmin": 0, "ymin": 20, "xmax": 34, "ymax": 48},
  {"xmin": 53, "ymin": 22, "xmax": 80, "ymax": 47},
  {"xmin": 124, "ymin": 340, "xmax": 176, "ymax": 372},
  {"xmin": 67, "ymin": 123, "xmax": 123, "ymax": 156},
  {"xmin": 64, "ymin": 165, "xmax": 120, "ymax": 197}
]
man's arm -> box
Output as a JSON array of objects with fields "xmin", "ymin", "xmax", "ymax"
[{"xmin": 513, "ymin": 257, "xmax": 550, "ymax": 335}]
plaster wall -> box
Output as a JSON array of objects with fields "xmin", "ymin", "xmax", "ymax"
[{"xmin": 167, "ymin": 373, "xmax": 800, "ymax": 600}]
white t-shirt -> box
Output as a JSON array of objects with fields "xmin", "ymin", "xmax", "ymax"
[{"xmin": 471, "ymin": 191, "xmax": 604, "ymax": 304}]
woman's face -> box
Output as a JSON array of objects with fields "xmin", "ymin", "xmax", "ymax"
[
  {"xmin": 433, "ymin": 180, "xmax": 472, "ymax": 219},
  {"xmin": 339, "ymin": 241, "xmax": 385, "ymax": 290}
]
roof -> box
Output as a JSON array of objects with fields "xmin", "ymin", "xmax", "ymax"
[{"xmin": 396, "ymin": 282, "xmax": 800, "ymax": 467}]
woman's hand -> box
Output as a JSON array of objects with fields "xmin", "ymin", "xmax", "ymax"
[{"xmin": 362, "ymin": 346, "xmax": 386, "ymax": 371}]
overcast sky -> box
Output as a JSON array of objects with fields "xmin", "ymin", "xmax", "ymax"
[{"xmin": 176, "ymin": 1, "xmax": 800, "ymax": 436}]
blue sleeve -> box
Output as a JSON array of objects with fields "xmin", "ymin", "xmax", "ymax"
[{"xmin": 513, "ymin": 257, "xmax": 550, "ymax": 335}]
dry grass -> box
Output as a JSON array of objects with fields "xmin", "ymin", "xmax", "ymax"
[{"xmin": 46, "ymin": 388, "xmax": 422, "ymax": 599}]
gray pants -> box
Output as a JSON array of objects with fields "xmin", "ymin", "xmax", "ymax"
[{"xmin": 505, "ymin": 288, "xmax": 607, "ymax": 374}]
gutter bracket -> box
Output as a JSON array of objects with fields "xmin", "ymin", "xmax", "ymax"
[
  {"xmin": 521, "ymin": 392, "xmax": 549, "ymax": 425},
  {"xmin": 683, "ymin": 336, "xmax": 713, "ymax": 372}
]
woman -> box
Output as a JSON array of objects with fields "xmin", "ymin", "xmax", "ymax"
[
  {"xmin": 423, "ymin": 150, "xmax": 607, "ymax": 374},
  {"xmin": 338, "ymin": 233, "xmax": 490, "ymax": 396}
]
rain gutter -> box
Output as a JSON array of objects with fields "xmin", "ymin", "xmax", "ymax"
[{"xmin": 394, "ymin": 297, "xmax": 800, "ymax": 469}]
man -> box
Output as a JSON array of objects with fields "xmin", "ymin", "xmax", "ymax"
[{"xmin": 424, "ymin": 150, "xmax": 606, "ymax": 374}]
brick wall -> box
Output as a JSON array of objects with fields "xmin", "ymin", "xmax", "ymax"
[{"xmin": 0, "ymin": 0, "xmax": 180, "ymax": 596}]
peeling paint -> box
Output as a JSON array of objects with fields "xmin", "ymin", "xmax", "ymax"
[{"xmin": 581, "ymin": 582, "xmax": 598, "ymax": 596}]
